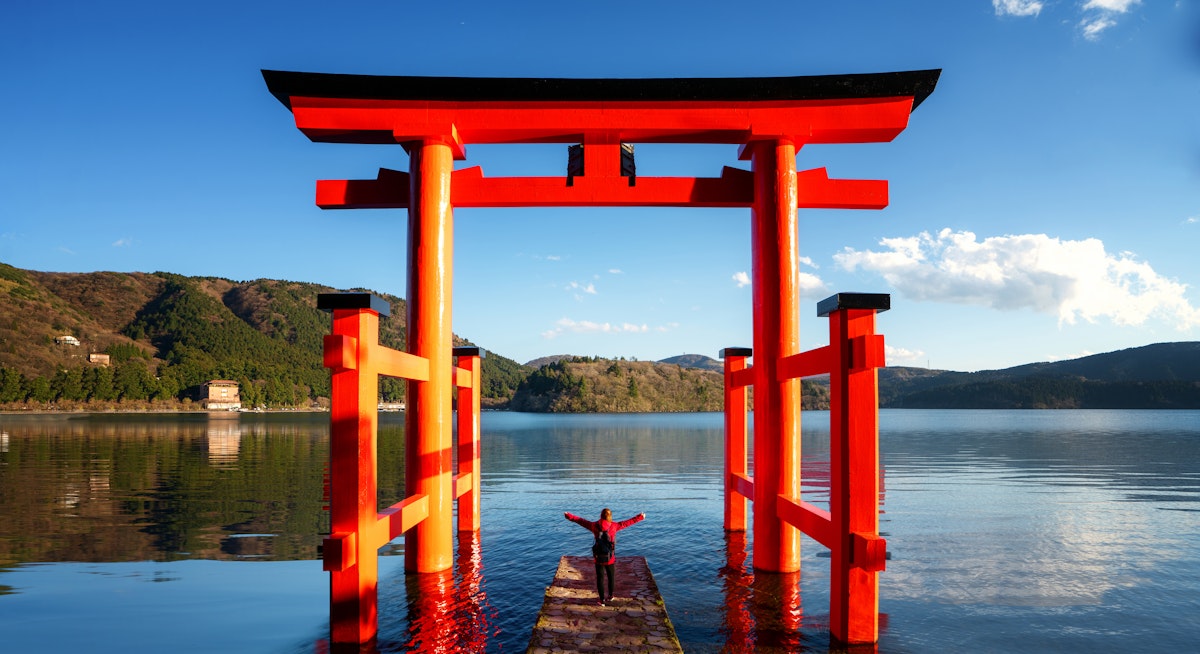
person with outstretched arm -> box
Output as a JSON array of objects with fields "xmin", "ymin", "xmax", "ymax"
[{"xmin": 564, "ymin": 508, "xmax": 646, "ymax": 605}]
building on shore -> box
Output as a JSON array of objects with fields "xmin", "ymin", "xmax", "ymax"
[
  {"xmin": 202, "ymin": 380, "xmax": 242, "ymax": 411},
  {"xmin": 55, "ymin": 335, "xmax": 80, "ymax": 346},
  {"xmin": 87, "ymin": 353, "xmax": 111, "ymax": 366}
]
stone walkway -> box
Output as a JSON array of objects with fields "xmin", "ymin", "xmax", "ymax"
[{"xmin": 527, "ymin": 556, "xmax": 682, "ymax": 653}]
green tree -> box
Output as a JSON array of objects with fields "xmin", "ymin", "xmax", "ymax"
[
  {"xmin": 114, "ymin": 359, "xmax": 154, "ymax": 400},
  {"xmin": 88, "ymin": 366, "xmax": 116, "ymax": 401},
  {"xmin": 155, "ymin": 366, "xmax": 185, "ymax": 400},
  {"xmin": 0, "ymin": 367, "xmax": 26, "ymax": 403},
  {"xmin": 105, "ymin": 343, "xmax": 147, "ymax": 363},
  {"xmin": 50, "ymin": 368, "xmax": 86, "ymax": 401},
  {"xmin": 237, "ymin": 377, "xmax": 260, "ymax": 408},
  {"xmin": 380, "ymin": 377, "xmax": 405, "ymax": 403},
  {"xmin": 27, "ymin": 376, "xmax": 53, "ymax": 403}
]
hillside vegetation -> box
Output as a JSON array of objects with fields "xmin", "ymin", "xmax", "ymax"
[
  {"xmin": 509, "ymin": 356, "xmax": 830, "ymax": 412},
  {"xmin": 0, "ymin": 263, "xmax": 527, "ymax": 409},
  {"xmin": 3, "ymin": 263, "xmax": 1197, "ymax": 411}
]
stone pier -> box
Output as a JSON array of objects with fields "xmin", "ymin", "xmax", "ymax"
[{"xmin": 527, "ymin": 556, "xmax": 682, "ymax": 653}]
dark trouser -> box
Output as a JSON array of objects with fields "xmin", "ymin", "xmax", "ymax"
[{"xmin": 594, "ymin": 561, "xmax": 614, "ymax": 599}]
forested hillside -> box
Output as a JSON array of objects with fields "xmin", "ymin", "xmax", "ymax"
[
  {"xmin": 3, "ymin": 263, "xmax": 1196, "ymax": 411},
  {"xmin": 509, "ymin": 356, "xmax": 830, "ymax": 412},
  {"xmin": 0, "ymin": 264, "xmax": 528, "ymax": 409}
]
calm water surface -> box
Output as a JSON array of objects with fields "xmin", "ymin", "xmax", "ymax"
[{"xmin": 0, "ymin": 410, "xmax": 1197, "ymax": 652}]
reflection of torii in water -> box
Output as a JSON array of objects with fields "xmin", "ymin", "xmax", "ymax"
[{"xmin": 264, "ymin": 67, "xmax": 938, "ymax": 647}]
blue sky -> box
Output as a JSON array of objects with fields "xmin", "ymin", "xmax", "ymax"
[{"xmin": 2, "ymin": 1, "xmax": 1196, "ymax": 372}]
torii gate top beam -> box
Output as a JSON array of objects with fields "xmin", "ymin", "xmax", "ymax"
[{"xmin": 263, "ymin": 69, "xmax": 939, "ymax": 148}]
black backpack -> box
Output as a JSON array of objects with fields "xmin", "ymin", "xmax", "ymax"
[{"xmin": 592, "ymin": 527, "xmax": 614, "ymax": 561}]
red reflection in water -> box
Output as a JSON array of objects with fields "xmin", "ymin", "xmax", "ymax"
[
  {"xmin": 318, "ymin": 532, "xmax": 496, "ymax": 653},
  {"xmin": 719, "ymin": 531, "xmax": 754, "ymax": 648},
  {"xmin": 720, "ymin": 530, "xmax": 805, "ymax": 651},
  {"xmin": 721, "ymin": 530, "xmax": 888, "ymax": 652}
]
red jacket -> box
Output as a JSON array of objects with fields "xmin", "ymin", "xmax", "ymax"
[{"xmin": 565, "ymin": 512, "xmax": 644, "ymax": 565}]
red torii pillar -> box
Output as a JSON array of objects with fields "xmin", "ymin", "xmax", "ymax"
[
  {"xmin": 404, "ymin": 139, "xmax": 456, "ymax": 574},
  {"xmin": 746, "ymin": 138, "xmax": 803, "ymax": 573},
  {"xmin": 825, "ymin": 294, "xmax": 889, "ymax": 642},
  {"xmin": 316, "ymin": 292, "xmax": 485, "ymax": 644},
  {"xmin": 721, "ymin": 292, "xmax": 890, "ymax": 644},
  {"xmin": 264, "ymin": 68, "xmax": 938, "ymax": 646}
]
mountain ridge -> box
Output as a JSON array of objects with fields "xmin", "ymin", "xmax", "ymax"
[{"xmin": 2, "ymin": 262, "xmax": 1196, "ymax": 410}]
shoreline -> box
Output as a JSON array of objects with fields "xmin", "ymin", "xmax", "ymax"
[{"xmin": 0, "ymin": 407, "xmax": 330, "ymax": 416}]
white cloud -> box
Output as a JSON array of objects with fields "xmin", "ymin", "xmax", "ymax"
[
  {"xmin": 799, "ymin": 256, "xmax": 828, "ymax": 297},
  {"xmin": 112, "ymin": 238, "xmax": 132, "ymax": 247},
  {"xmin": 1083, "ymin": 0, "xmax": 1140, "ymax": 11},
  {"xmin": 798, "ymin": 271, "xmax": 828, "ymax": 297},
  {"xmin": 567, "ymin": 281, "xmax": 597, "ymax": 295},
  {"xmin": 542, "ymin": 317, "xmax": 654, "ymax": 339},
  {"xmin": 1080, "ymin": 0, "xmax": 1141, "ymax": 40},
  {"xmin": 834, "ymin": 228, "xmax": 1200, "ymax": 330},
  {"xmin": 1046, "ymin": 349, "xmax": 1094, "ymax": 362},
  {"xmin": 732, "ymin": 271, "xmax": 751, "ymax": 288},
  {"xmin": 608, "ymin": 268, "xmax": 623, "ymax": 274},
  {"xmin": 1081, "ymin": 16, "xmax": 1117, "ymax": 39},
  {"xmin": 57, "ymin": 246, "xmax": 76, "ymax": 255},
  {"xmin": 886, "ymin": 344, "xmax": 926, "ymax": 365},
  {"xmin": 1185, "ymin": 216, "xmax": 1198, "ymax": 225},
  {"xmin": 993, "ymin": 0, "xmax": 1142, "ymax": 39},
  {"xmin": 993, "ymin": 0, "xmax": 1043, "ymax": 17}
]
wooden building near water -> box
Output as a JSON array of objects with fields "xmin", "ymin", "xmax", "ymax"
[{"xmin": 202, "ymin": 380, "xmax": 241, "ymax": 411}]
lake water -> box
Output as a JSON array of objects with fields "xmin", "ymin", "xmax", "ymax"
[{"xmin": 1, "ymin": 410, "xmax": 1197, "ymax": 652}]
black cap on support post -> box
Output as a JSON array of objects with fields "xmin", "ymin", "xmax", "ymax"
[
  {"xmin": 817, "ymin": 292, "xmax": 890, "ymax": 317},
  {"xmin": 317, "ymin": 292, "xmax": 391, "ymax": 317},
  {"xmin": 719, "ymin": 347, "xmax": 753, "ymax": 359},
  {"xmin": 452, "ymin": 346, "xmax": 487, "ymax": 359}
]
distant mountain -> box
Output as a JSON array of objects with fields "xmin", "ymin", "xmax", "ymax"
[
  {"xmin": 525, "ymin": 354, "xmax": 576, "ymax": 369},
  {"xmin": 649, "ymin": 345, "xmax": 1200, "ymax": 410},
  {"xmin": 0, "ymin": 263, "xmax": 529, "ymax": 408},
  {"xmin": 659, "ymin": 354, "xmax": 724, "ymax": 373},
  {"xmin": 876, "ymin": 342, "xmax": 1200, "ymax": 409},
  {"xmin": 4, "ymin": 262, "xmax": 1196, "ymax": 410}
]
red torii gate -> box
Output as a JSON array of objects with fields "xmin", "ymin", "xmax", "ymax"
[{"xmin": 263, "ymin": 68, "xmax": 938, "ymax": 646}]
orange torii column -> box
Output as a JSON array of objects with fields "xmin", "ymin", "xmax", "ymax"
[
  {"xmin": 822, "ymin": 292, "xmax": 889, "ymax": 643},
  {"xmin": 404, "ymin": 139, "xmax": 457, "ymax": 574},
  {"xmin": 744, "ymin": 139, "xmax": 802, "ymax": 573}
]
